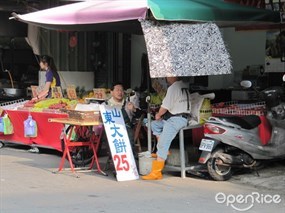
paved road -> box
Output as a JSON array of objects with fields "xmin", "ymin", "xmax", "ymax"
[{"xmin": 1, "ymin": 145, "xmax": 284, "ymax": 213}]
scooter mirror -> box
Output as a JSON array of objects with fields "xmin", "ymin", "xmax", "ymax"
[{"xmin": 240, "ymin": 80, "xmax": 252, "ymax": 88}]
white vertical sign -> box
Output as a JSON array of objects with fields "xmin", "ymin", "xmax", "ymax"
[{"xmin": 99, "ymin": 105, "xmax": 139, "ymax": 181}]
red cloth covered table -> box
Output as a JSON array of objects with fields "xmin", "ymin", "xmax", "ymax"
[{"xmin": 0, "ymin": 110, "xmax": 68, "ymax": 151}]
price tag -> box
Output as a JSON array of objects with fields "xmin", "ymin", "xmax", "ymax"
[
  {"xmin": 67, "ymin": 85, "xmax": 77, "ymax": 100},
  {"xmin": 31, "ymin": 85, "xmax": 39, "ymax": 98},
  {"xmin": 100, "ymin": 105, "xmax": 139, "ymax": 181},
  {"xmin": 93, "ymin": 88, "xmax": 107, "ymax": 100},
  {"xmin": 51, "ymin": 86, "xmax": 63, "ymax": 99}
]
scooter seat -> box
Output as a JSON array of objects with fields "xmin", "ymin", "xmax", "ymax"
[{"xmin": 218, "ymin": 115, "xmax": 261, "ymax": 130}]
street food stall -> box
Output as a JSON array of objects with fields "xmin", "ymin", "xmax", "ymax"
[
  {"xmin": 10, "ymin": 0, "xmax": 281, "ymax": 150},
  {"xmin": 4, "ymin": 0, "xmax": 282, "ymax": 180},
  {"xmin": 0, "ymin": 96, "xmax": 108, "ymax": 177}
]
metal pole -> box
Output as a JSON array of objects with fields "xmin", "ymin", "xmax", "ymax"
[{"xmin": 147, "ymin": 111, "xmax": 152, "ymax": 152}]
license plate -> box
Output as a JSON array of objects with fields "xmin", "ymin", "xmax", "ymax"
[{"xmin": 199, "ymin": 139, "xmax": 215, "ymax": 152}]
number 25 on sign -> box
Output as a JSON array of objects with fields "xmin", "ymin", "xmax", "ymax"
[{"xmin": 114, "ymin": 154, "xmax": 130, "ymax": 171}]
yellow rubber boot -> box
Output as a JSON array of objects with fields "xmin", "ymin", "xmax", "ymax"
[{"xmin": 142, "ymin": 160, "xmax": 165, "ymax": 180}]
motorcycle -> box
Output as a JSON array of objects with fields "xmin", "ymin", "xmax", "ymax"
[{"xmin": 197, "ymin": 81, "xmax": 285, "ymax": 181}]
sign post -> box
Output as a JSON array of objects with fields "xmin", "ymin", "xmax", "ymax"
[{"xmin": 99, "ymin": 105, "xmax": 139, "ymax": 181}]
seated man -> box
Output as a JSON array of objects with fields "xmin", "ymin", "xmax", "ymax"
[
  {"xmin": 107, "ymin": 82, "xmax": 140, "ymax": 157},
  {"xmin": 142, "ymin": 77, "xmax": 191, "ymax": 180}
]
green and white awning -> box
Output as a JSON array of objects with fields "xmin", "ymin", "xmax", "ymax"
[{"xmin": 149, "ymin": 0, "xmax": 280, "ymax": 24}]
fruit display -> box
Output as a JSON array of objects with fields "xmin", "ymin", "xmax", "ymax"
[
  {"xmin": 23, "ymin": 98, "xmax": 77, "ymax": 112},
  {"xmin": 23, "ymin": 101, "xmax": 35, "ymax": 108},
  {"xmin": 19, "ymin": 87, "xmax": 109, "ymax": 112},
  {"xmin": 77, "ymin": 90, "xmax": 95, "ymax": 103}
]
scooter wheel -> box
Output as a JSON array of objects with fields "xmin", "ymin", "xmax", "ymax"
[{"xmin": 207, "ymin": 148, "xmax": 232, "ymax": 181}]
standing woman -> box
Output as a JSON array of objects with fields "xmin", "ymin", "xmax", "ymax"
[
  {"xmin": 29, "ymin": 55, "xmax": 60, "ymax": 153},
  {"xmin": 33, "ymin": 55, "xmax": 61, "ymax": 101}
]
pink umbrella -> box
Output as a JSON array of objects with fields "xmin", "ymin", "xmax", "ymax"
[{"xmin": 11, "ymin": 0, "xmax": 148, "ymax": 33}]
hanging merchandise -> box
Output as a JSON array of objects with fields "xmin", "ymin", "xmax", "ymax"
[
  {"xmin": 0, "ymin": 117, "xmax": 4, "ymax": 133},
  {"xmin": 24, "ymin": 115, "xmax": 37, "ymax": 137},
  {"xmin": 3, "ymin": 114, "xmax": 14, "ymax": 135}
]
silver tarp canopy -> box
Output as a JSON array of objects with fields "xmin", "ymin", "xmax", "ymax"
[{"xmin": 141, "ymin": 21, "xmax": 232, "ymax": 77}]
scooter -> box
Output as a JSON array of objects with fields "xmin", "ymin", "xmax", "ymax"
[{"xmin": 197, "ymin": 81, "xmax": 285, "ymax": 181}]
